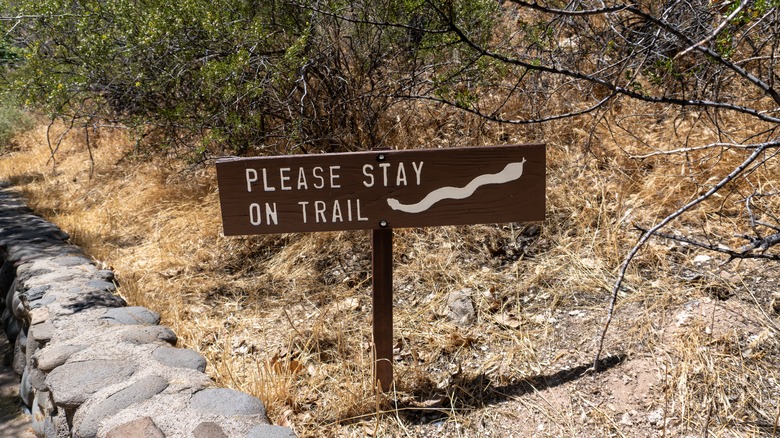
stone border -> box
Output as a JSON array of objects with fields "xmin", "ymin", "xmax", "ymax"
[{"xmin": 0, "ymin": 183, "xmax": 295, "ymax": 438}]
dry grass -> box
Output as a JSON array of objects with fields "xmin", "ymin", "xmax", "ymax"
[{"xmin": 1, "ymin": 98, "xmax": 779, "ymax": 436}]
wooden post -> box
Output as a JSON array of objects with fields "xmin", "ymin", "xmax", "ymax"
[{"xmin": 372, "ymin": 227, "xmax": 393, "ymax": 392}]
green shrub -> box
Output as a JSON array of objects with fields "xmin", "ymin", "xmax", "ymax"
[
  {"xmin": 0, "ymin": 103, "xmax": 34, "ymax": 150},
  {"xmin": 0, "ymin": 0, "xmax": 499, "ymax": 158}
]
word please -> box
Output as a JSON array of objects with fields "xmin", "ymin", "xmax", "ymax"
[{"xmin": 245, "ymin": 162, "xmax": 424, "ymax": 192}]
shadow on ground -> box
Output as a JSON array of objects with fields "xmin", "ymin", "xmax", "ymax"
[{"xmin": 397, "ymin": 353, "xmax": 627, "ymax": 425}]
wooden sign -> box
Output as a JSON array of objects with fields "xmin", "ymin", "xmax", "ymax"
[{"xmin": 216, "ymin": 144, "xmax": 545, "ymax": 235}]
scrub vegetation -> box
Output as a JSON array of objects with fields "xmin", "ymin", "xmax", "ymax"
[{"xmin": 1, "ymin": 0, "xmax": 780, "ymax": 436}]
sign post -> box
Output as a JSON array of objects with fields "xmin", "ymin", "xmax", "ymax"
[
  {"xmin": 216, "ymin": 144, "xmax": 546, "ymax": 391},
  {"xmin": 372, "ymin": 227, "xmax": 393, "ymax": 391}
]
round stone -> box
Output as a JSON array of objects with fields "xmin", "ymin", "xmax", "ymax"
[
  {"xmin": 152, "ymin": 347, "xmax": 206, "ymax": 372},
  {"xmin": 47, "ymin": 360, "xmax": 136, "ymax": 408},
  {"xmin": 121, "ymin": 326, "xmax": 177, "ymax": 346},
  {"xmin": 190, "ymin": 388, "xmax": 266, "ymax": 417},
  {"xmin": 102, "ymin": 307, "xmax": 160, "ymax": 325},
  {"xmin": 73, "ymin": 375, "xmax": 169, "ymax": 438}
]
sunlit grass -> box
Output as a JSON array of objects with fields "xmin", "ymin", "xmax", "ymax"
[{"xmin": 1, "ymin": 95, "xmax": 779, "ymax": 436}]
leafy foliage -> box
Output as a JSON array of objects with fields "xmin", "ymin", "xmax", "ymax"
[
  {"xmin": 0, "ymin": 0, "xmax": 499, "ymax": 157},
  {"xmin": 0, "ymin": 101, "xmax": 33, "ymax": 149}
]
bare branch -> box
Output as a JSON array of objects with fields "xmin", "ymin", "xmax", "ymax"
[
  {"xmin": 738, "ymin": 232, "xmax": 780, "ymax": 254},
  {"xmin": 285, "ymin": 0, "xmax": 451, "ymax": 34},
  {"xmin": 594, "ymin": 144, "xmax": 771, "ymax": 371},
  {"xmin": 0, "ymin": 14, "xmax": 78, "ymax": 21},
  {"xmin": 434, "ymin": 7, "xmax": 780, "ymax": 124},
  {"xmin": 675, "ymin": 0, "xmax": 747, "ymax": 58},
  {"xmin": 504, "ymin": 1, "xmax": 780, "ymax": 107},
  {"xmin": 635, "ymin": 227, "xmax": 780, "ymax": 262},
  {"xmin": 396, "ymin": 92, "xmax": 617, "ymax": 124},
  {"xmin": 506, "ymin": 1, "xmax": 630, "ymax": 16},
  {"xmin": 631, "ymin": 141, "xmax": 780, "ymax": 159}
]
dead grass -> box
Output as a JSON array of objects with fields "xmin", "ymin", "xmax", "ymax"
[{"xmin": 1, "ymin": 97, "xmax": 779, "ymax": 436}]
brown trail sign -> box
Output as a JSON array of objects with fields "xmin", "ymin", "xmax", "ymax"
[{"xmin": 216, "ymin": 144, "xmax": 546, "ymax": 390}]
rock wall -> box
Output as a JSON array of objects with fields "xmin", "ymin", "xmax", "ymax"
[{"xmin": 0, "ymin": 183, "xmax": 295, "ymax": 438}]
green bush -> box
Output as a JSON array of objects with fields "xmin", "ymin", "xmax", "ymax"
[
  {"xmin": 0, "ymin": 0, "xmax": 499, "ymax": 158},
  {"xmin": 0, "ymin": 103, "xmax": 34, "ymax": 150}
]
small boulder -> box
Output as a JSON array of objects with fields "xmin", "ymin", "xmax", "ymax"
[
  {"xmin": 105, "ymin": 417, "xmax": 165, "ymax": 438},
  {"xmin": 152, "ymin": 346, "xmax": 206, "ymax": 372},
  {"xmin": 193, "ymin": 422, "xmax": 228, "ymax": 438},
  {"xmin": 446, "ymin": 288, "xmax": 476, "ymax": 326},
  {"xmin": 47, "ymin": 360, "xmax": 135, "ymax": 408},
  {"xmin": 190, "ymin": 388, "xmax": 266, "ymax": 418},
  {"xmin": 102, "ymin": 307, "xmax": 160, "ymax": 326}
]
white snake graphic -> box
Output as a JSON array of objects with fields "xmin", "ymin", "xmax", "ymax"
[{"xmin": 386, "ymin": 158, "xmax": 527, "ymax": 214}]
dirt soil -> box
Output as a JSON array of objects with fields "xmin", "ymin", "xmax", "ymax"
[
  {"xmin": 0, "ymin": 331, "xmax": 35, "ymax": 437},
  {"xmin": 385, "ymin": 260, "xmax": 780, "ymax": 437}
]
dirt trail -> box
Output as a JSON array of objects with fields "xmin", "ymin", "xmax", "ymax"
[{"xmin": 0, "ymin": 331, "xmax": 35, "ymax": 438}]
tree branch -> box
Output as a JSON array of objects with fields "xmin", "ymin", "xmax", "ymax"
[
  {"xmin": 0, "ymin": 14, "xmax": 79, "ymax": 21},
  {"xmin": 593, "ymin": 143, "xmax": 770, "ymax": 371},
  {"xmin": 395, "ymin": 92, "xmax": 617, "ymax": 124},
  {"xmin": 674, "ymin": 0, "xmax": 747, "ymax": 58},
  {"xmin": 436, "ymin": 9, "xmax": 780, "ymax": 124},
  {"xmin": 506, "ymin": 1, "xmax": 780, "ymax": 106},
  {"xmin": 630, "ymin": 141, "xmax": 780, "ymax": 159},
  {"xmin": 634, "ymin": 227, "xmax": 780, "ymax": 262}
]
